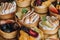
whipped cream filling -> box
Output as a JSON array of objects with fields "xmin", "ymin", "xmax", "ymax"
[
  {"xmin": 39, "ymin": 21, "xmax": 59, "ymax": 30},
  {"xmin": 0, "ymin": 1, "xmax": 16, "ymax": 15},
  {"xmin": 39, "ymin": 16, "xmax": 59, "ymax": 30}
]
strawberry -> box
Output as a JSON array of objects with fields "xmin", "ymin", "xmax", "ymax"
[
  {"xmin": 49, "ymin": 5, "xmax": 58, "ymax": 14},
  {"xmin": 29, "ymin": 29, "xmax": 38, "ymax": 37}
]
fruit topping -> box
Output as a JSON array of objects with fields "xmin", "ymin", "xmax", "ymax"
[
  {"xmin": 0, "ymin": 22, "xmax": 19, "ymax": 33},
  {"xmin": 20, "ymin": 26, "xmax": 38, "ymax": 37},
  {"xmin": 22, "ymin": 8, "xmax": 28, "ymax": 14},
  {"xmin": 49, "ymin": 4, "xmax": 58, "ymax": 14},
  {"xmin": 51, "ymin": 0, "xmax": 60, "ymax": 14},
  {"xmin": 34, "ymin": 0, "xmax": 47, "ymax": 6}
]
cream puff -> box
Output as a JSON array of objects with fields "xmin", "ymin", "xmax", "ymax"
[
  {"xmin": 31, "ymin": 0, "xmax": 51, "ymax": 13},
  {"xmin": 49, "ymin": 0, "xmax": 60, "ymax": 20},
  {"xmin": 19, "ymin": 9, "xmax": 40, "ymax": 28},
  {"xmin": 0, "ymin": 1, "xmax": 16, "ymax": 19},
  {"xmin": 0, "ymin": 20, "xmax": 19, "ymax": 39},
  {"xmin": 19, "ymin": 26, "xmax": 44, "ymax": 40},
  {"xmin": 16, "ymin": 0, "xmax": 31, "ymax": 7},
  {"xmin": 39, "ymin": 16, "xmax": 59, "ymax": 34}
]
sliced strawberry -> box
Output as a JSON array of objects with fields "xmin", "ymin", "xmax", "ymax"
[
  {"xmin": 29, "ymin": 29, "xmax": 38, "ymax": 37},
  {"xmin": 49, "ymin": 5, "xmax": 58, "ymax": 14}
]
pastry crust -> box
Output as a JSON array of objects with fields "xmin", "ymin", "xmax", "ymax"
[
  {"xmin": 0, "ymin": 30, "xmax": 17, "ymax": 39},
  {"xmin": 48, "ymin": 0, "xmax": 56, "ymax": 3},
  {"xmin": 31, "ymin": 0, "xmax": 51, "ymax": 13},
  {"xmin": 0, "ymin": 12, "xmax": 16, "ymax": 19},
  {"xmin": 16, "ymin": 0, "xmax": 31, "ymax": 7},
  {"xmin": 0, "ymin": 1, "xmax": 16, "ymax": 19}
]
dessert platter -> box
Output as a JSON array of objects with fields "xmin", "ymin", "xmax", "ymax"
[{"xmin": 0, "ymin": 0, "xmax": 60, "ymax": 40}]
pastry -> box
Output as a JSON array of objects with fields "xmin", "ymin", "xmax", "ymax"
[
  {"xmin": 16, "ymin": 0, "xmax": 31, "ymax": 7},
  {"xmin": 45, "ymin": 34, "xmax": 59, "ymax": 40},
  {"xmin": 31, "ymin": 0, "xmax": 51, "ymax": 13},
  {"xmin": 20, "ymin": 9, "xmax": 40, "ymax": 28},
  {"xmin": 16, "ymin": 7, "xmax": 30, "ymax": 20},
  {"xmin": 48, "ymin": 0, "xmax": 56, "ymax": 3},
  {"xmin": 0, "ymin": 20, "xmax": 19, "ymax": 39},
  {"xmin": 0, "ymin": 1, "xmax": 16, "ymax": 19},
  {"xmin": 49, "ymin": 0, "xmax": 60, "ymax": 20},
  {"xmin": 19, "ymin": 26, "xmax": 44, "ymax": 40},
  {"xmin": 39, "ymin": 16, "xmax": 59, "ymax": 34}
]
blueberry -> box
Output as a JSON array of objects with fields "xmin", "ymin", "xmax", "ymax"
[{"xmin": 0, "ymin": 22, "xmax": 19, "ymax": 33}]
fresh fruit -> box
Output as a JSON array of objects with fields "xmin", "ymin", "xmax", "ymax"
[
  {"xmin": 29, "ymin": 29, "xmax": 38, "ymax": 37},
  {"xmin": 0, "ymin": 22, "xmax": 18, "ymax": 33},
  {"xmin": 22, "ymin": 8, "xmax": 28, "ymax": 14},
  {"xmin": 49, "ymin": 5, "xmax": 58, "ymax": 14},
  {"xmin": 21, "ymin": 26, "xmax": 38, "ymax": 37}
]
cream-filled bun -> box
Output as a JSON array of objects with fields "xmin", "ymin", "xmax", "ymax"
[
  {"xmin": 20, "ymin": 9, "xmax": 40, "ymax": 28},
  {"xmin": 39, "ymin": 16, "xmax": 59, "ymax": 34},
  {"xmin": 0, "ymin": 1, "xmax": 16, "ymax": 19},
  {"xmin": 31, "ymin": 0, "xmax": 51, "ymax": 13}
]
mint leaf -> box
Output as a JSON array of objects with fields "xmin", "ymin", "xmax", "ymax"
[
  {"xmin": 42, "ymin": 16, "xmax": 47, "ymax": 21},
  {"xmin": 22, "ymin": 8, "xmax": 28, "ymax": 14}
]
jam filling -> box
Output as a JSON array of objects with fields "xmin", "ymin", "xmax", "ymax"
[
  {"xmin": 34, "ymin": 0, "xmax": 47, "ymax": 6},
  {"xmin": 0, "ymin": 22, "xmax": 19, "ymax": 33},
  {"xmin": 20, "ymin": 26, "xmax": 39, "ymax": 37}
]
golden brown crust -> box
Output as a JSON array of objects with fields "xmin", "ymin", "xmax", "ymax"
[
  {"xmin": 16, "ymin": 0, "xmax": 31, "ymax": 7},
  {"xmin": 39, "ymin": 27, "xmax": 58, "ymax": 34},
  {"xmin": 34, "ymin": 6, "xmax": 47, "ymax": 13},
  {"xmin": 0, "ymin": 30, "xmax": 17, "ymax": 39},
  {"xmin": 0, "ymin": 12, "xmax": 16, "ymax": 19}
]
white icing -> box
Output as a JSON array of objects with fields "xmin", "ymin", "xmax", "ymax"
[
  {"xmin": 25, "ymin": 18, "xmax": 30, "ymax": 24},
  {"xmin": 1, "ymin": 1, "xmax": 16, "ymax": 15},
  {"xmin": 39, "ymin": 21, "xmax": 59, "ymax": 30},
  {"xmin": 38, "ymin": 6, "xmax": 44, "ymax": 8},
  {"xmin": 39, "ymin": 16, "xmax": 59, "ymax": 30}
]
